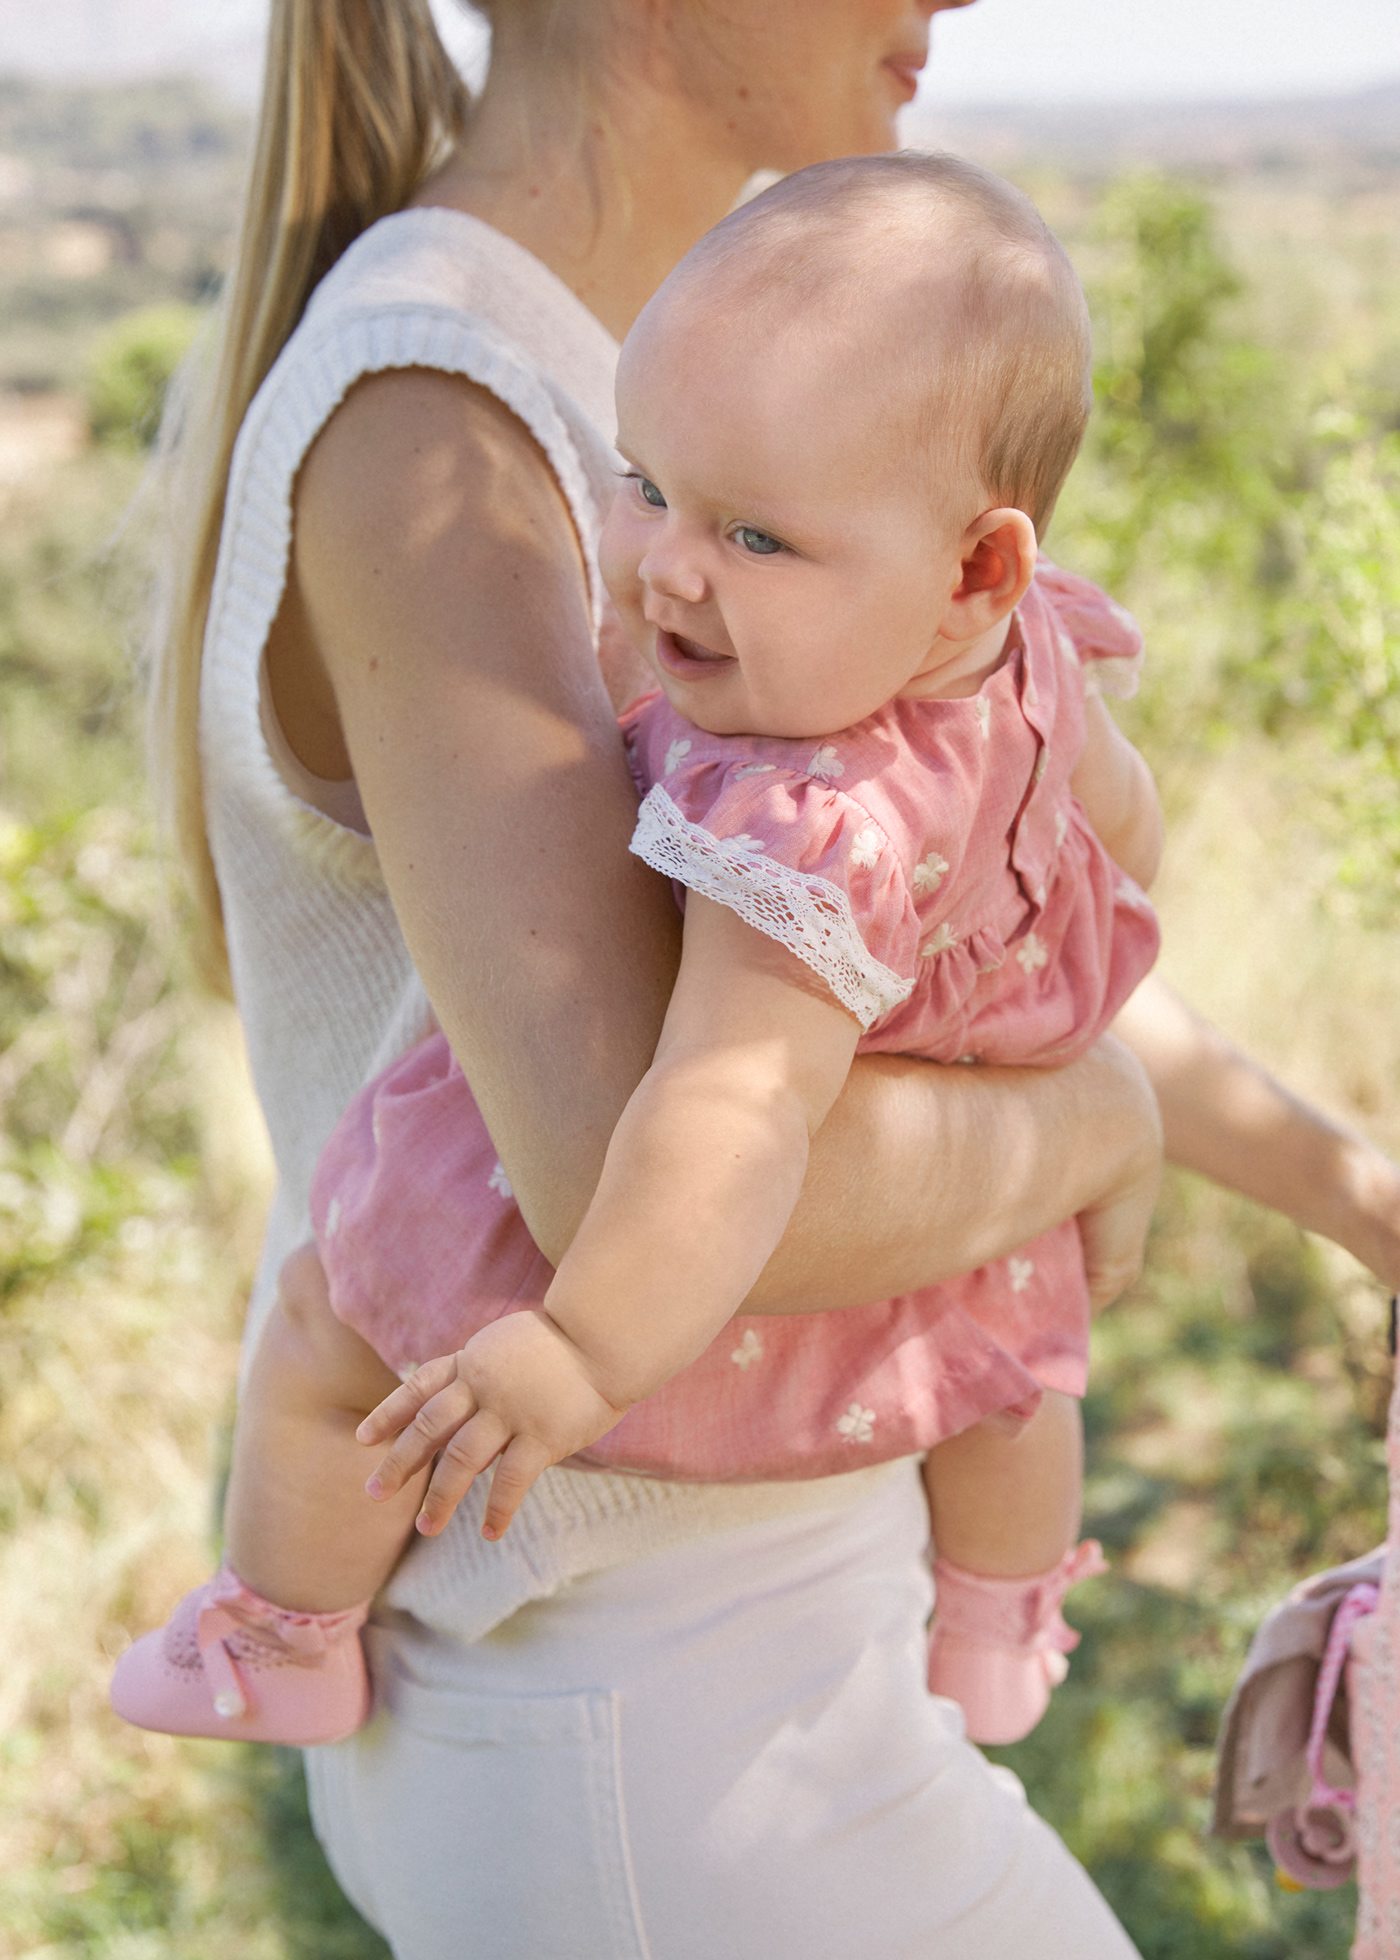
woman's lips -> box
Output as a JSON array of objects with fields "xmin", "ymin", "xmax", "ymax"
[
  {"xmin": 655, "ymin": 628, "xmax": 734, "ymax": 682},
  {"xmin": 882, "ymin": 53, "xmax": 926, "ymax": 100}
]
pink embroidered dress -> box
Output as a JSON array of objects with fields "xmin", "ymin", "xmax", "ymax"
[{"xmin": 310, "ymin": 560, "xmax": 1159, "ymax": 1480}]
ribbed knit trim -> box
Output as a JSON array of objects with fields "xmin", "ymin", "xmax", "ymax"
[{"xmin": 382, "ymin": 1458, "xmax": 906, "ymax": 1641}]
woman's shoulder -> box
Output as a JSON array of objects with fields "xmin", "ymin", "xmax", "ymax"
[{"xmin": 299, "ymin": 207, "xmax": 616, "ymax": 388}]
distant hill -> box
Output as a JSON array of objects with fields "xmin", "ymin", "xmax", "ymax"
[{"xmin": 912, "ymin": 79, "xmax": 1400, "ymax": 179}]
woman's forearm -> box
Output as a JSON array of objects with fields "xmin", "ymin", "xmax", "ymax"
[
  {"xmin": 745, "ymin": 1037, "xmax": 1161, "ymax": 1315},
  {"xmin": 1114, "ymin": 973, "xmax": 1400, "ymax": 1288}
]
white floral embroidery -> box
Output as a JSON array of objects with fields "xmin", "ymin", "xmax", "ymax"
[
  {"xmin": 731, "ymin": 1328, "xmax": 764, "ymax": 1370},
  {"xmin": 836, "ymin": 1402, "xmax": 876, "ymax": 1444},
  {"xmin": 733, "ymin": 761, "xmax": 777, "ymax": 778},
  {"xmin": 721, "ymin": 833, "xmax": 767, "ymax": 857},
  {"xmin": 1009, "ymin": 1256, "xmax": 1035, "ymax": 1293},
  {"xmin": 1033, "ymin": 749, "xmax": 1049, "ymax": 784},
  {"xmin": 1054, "ymin": 808, "xmax": 1069, "ymax": 850},
  {"xmin": 324, "ymin": 1196, "xmax": 342, "ymax": 1240},
  {"xmin": 1016, "ymin": 932, "xmax": 1048, "ymax": 974},
  {"xmin": 807, "ymin": 743, "xmax": 844, "ymax": 781},
  {"xmin": 913, "ymin": 850, "xmax": 950, "ymax": 897},
  {"xmin": 849, "ymin": 822, "xmax": 883, "ymax": 870},
  {"xmin": 487, "ymin": 1161, "xmax": 513, "ymax": 1199},
  {"xmin": 920, "ymin": 922, "xmax": 959, "ymax": 960},
  {"xmin": 664, "ymin": 737, "xmax": 692, "ymax": 776},
  {"xmin": 974, "ymin": 697, "xmax": 992, "ymax": 740}
]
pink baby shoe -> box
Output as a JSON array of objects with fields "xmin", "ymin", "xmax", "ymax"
[
  {"xmin": 110, "ymin": 1565, "xmax": 372, "ymax": 1746},
  {"xmin": 927, "ymin": 1539, "xmax": 1107, "ymax": 1745}
]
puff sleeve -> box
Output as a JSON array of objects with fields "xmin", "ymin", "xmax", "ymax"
[
  {"xmin": 1034, "ymin": 558, "xmax": 1145, "ymax": 701},
  {"xmin": 628, "ymin": 740, "xmax": 923, "ymax": 1032}
]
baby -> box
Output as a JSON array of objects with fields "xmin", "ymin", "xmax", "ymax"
[{"xmin": 112, "ymin": 153, "xmax": 1162, "ymax": 1751}]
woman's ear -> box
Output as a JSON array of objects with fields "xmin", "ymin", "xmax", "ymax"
[{"xmin": 941, "ymin": 508, "xmax": 1037, "ymax": 644}]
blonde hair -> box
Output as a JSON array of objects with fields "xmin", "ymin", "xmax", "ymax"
[
  {"xmin": 679, "ymin": 152, "xmax": 1093, "ymax": 535},
  {"xmin": 148, "ymin": 0, "xmax": 470, "ymax": 993}
]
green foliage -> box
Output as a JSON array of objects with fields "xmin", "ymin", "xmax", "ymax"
[
  {"xmin": 1079, "ymin": 174, "xmax": 1285, "ymax": 591},
  {"xmin": 1244, "ymin": 417, "xmax": 1400, "ymax": 897},
  {"xmin": 86, "ymin": 304, "xmax": 203, "ymax": 449}
]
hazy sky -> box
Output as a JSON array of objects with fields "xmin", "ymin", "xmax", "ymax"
[
  {"xmin": 1, "ymin": 0, "xmax": 1397, "ymax": 103},
  {"xmin": 921, "ymin": 0, "xmax": 1399, "ymax": 102}
]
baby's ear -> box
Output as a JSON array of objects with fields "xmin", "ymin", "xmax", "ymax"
[{"xmin": 943, "ymin": 508, "xmax": 1037, "ymax": 644}]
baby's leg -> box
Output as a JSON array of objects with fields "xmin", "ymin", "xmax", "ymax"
[
  {"xmin": 923, "ymin": 1392, "xmax": 1104, "ymax": 1746},
  {"xmin": 224, "ymin": 1243, "xmax": 428, "ymax": 1612},
  {"xmin": 110, "ymin": 1247, "xmax": 428, "ymax": 1746},
  {"xmin": 923, "ymin": 1389, "xmax": 1082, "ymax": 1579}
]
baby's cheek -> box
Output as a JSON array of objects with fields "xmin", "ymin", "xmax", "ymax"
[{"xmin": 597, "ymin": 502, "xmax": 641, "ymax": 617}]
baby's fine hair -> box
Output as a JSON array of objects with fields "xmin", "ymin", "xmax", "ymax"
[{"xmin": 681, "ymin": 152, "xmax": 1094, "ymax": 534}]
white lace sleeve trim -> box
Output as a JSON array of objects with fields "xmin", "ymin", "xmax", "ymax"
[{"xmin": 630, "ymin": 784, "xmax": 914, "ymax": 1030}]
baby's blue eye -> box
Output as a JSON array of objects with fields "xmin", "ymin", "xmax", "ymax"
[
  {"xmin": 737, "ymin": 526, "xmax": 782, "ymax": 556},
  {"xmin": 637, "ymin": 477, "xmax": 666, "ymax": 508}
]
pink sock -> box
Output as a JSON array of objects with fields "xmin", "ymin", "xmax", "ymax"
[{"xmin": 926, "ymin": 1540, "xmax": 1106, "ymax": 1746}]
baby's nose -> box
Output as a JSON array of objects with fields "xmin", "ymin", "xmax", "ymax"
[{"xmin": 639, "ymin": 541, "xmax": 706, "ymax": 607}]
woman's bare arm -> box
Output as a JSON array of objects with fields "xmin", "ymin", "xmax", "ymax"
[
  {"xmin": 291, "ymin": 371, "xmax": 1161, "ymax": 1314},
  {"xmin": 1115, "ymin": 973, "xmax": 1400, "ymax": 1290}
]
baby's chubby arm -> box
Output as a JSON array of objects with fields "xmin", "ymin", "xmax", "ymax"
[
  {"xmin": 1071, "ymin": 693, "xmax": 1164, "ymax": 891},
  {"xmin": 358, "ymin": 895, "xmax": 862, "ymax": 1539}
]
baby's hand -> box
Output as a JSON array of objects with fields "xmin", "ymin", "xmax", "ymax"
[{"xmin": 357, "ymin": 1311, "xmax": 629, "ymax": 1540}]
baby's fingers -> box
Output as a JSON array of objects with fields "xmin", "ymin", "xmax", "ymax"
[
  {"xmin": 482, "ymin": 1436, "xmax": 554, "ymax": 1541},
  {"xmin": 357, "ymin": 1354, "xmax": 462, "ymax": 1447},
  {"xmin": 416, "ymin": 1409, "xmax": 511, "ymax": 1536},
  {"xmin": 364, "ymin": 1379, "xmax": 479, "ymax": 1501}
]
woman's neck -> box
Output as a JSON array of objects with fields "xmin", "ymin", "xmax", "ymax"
[{"xmin": 414, "ymin": 46, "xmax": 752, "ymax": 344}]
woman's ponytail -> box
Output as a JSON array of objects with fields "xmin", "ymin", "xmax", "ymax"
[{"xmin": 148, "ymin": 0, "xmax": 469, "ymax": 994}]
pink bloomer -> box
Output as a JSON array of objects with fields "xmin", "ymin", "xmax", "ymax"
[{"xmin": 311, "ymin": 560, "xmax": 1160, "ymax": 1482}]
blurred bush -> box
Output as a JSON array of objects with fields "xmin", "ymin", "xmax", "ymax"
[{"xmin": 84, "ymin": 303, "xmax": 203, "ymax": 449}]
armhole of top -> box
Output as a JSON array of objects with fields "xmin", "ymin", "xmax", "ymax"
[{"xmin": 200, "ymin": 303, "xmax": 604, "ymax": 859}]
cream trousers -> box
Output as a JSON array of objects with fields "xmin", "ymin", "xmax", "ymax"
[{"xmin": 305, "ymin": 1459, "xmax": 1138, "ymax": 1959}]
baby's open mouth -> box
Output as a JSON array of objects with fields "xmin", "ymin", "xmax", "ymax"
[
  {"xmin": 654, "ymin": 628, "xmax": 735, "ymax": 679},
  {"xmin": 670, "ymin": 631, "xmax": 730, "ymax": 663}
]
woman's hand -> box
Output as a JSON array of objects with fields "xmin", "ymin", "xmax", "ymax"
[
  {"xmin": 1327, "ymin": 1140, "xmax": 1400, "ymax": 1294},
  {"xmin": 1070, "ymin": 1036, "xmax": 1163, "ymax": 1312},
  {"xmin": 358, "ymin": 1312, "xmax": 631, "ymax": 1542}
]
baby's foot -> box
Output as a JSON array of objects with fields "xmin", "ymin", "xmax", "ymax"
[
  {"xmin": 110, "ymin": 1565, "xmax": 371, "ymax": 1745},
  {"xmin": 926, "ymin": 1540, "xmax": 1106, "ymax": 1745}
]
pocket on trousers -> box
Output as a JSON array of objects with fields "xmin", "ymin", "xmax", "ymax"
[{"xmin": 364, "ymin": 1661, "xmax": 651, "ymax": 1960}]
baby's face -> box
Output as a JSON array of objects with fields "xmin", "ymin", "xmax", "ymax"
[{"xmin": 599, "ymin": 291, "xmax": 971, "ymax": 741}]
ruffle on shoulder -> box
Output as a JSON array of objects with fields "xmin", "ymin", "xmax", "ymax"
[
  {"xmin": 1033, "ymin": 558, "xmax": 1144, "ymax": 701},
  {"xmin": 630, "ymin": 767, "xmax": 921, "ymax": 1030}
]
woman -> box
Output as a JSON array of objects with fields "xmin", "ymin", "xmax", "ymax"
[{"xmin": 149, "ymin": 3, "xmax": 1400, "ymax": 1952}]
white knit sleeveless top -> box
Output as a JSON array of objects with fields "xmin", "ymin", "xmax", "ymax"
[{"xmin": 201, "ymin": 207, "xmax": 895, "ymax": 1628}]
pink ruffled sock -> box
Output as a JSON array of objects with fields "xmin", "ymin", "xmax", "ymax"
[
  {"xmin": 926, "ymin": 1540, "xmax": 1107, "ymax": 1745},
  {"xmin": 109, "ymin": 1563, "xmax": 372, "ymax": 1746}
]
